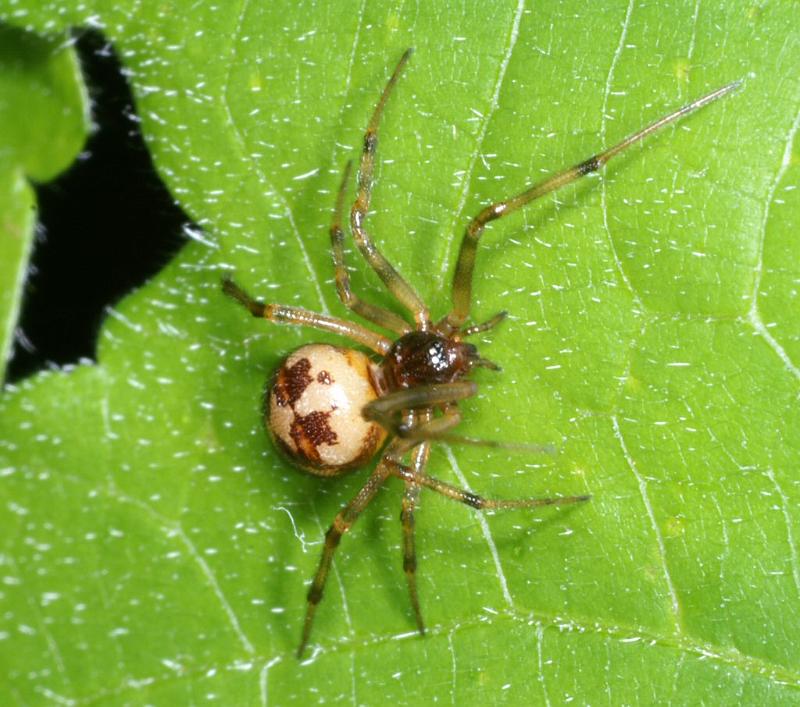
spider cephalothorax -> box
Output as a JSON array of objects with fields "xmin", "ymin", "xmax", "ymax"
[
  {"xmin": 383, "ymin": 330, "xmax": 478, "ymax": 389},
  {"xmin": 223, "ymin": 48, "xmax": 738, "ymax": 657}
]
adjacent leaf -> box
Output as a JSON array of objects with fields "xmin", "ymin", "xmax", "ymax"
[
  {"xmin": 1, "ymin": 1, "xmax": 799, "ymax": 704},
  {"xmin": 0, "ymin": 169, "xmax": 34, "ymax": 375},
  {"xmin": 0, "ymin": 25, "xmax": 88, "ymax": 377}
]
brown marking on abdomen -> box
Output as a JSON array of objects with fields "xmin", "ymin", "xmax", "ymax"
[
  {"xmin": 290, "ymin": 410, "xmax": 338, "ymax": 464},
  {"xmin": 274, "ymin": 357, "xmax": 313, "ymax": 407}
]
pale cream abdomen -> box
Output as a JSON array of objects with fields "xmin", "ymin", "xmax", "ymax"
[{"xmin": 267, "ymin": 344, "xmax": 386, "ymax": 475}]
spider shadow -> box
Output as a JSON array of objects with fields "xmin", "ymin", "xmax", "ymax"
[
  {"xmin": 364, "ymin": 480, "xmax": 589, "ymax": 632},
  {"xmin": 259, "ymin": 464, "xmax": 384, "ymax": 650}
]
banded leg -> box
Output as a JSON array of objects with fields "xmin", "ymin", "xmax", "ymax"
[
  {"xmin": 330, "ymin": 161, "xmax": 412, "ymax": 335},
  {"xmin": 389, "ymin": 459, "xmax": 591, "ymax": 510},
  {"xmin": 222, "ymin": 277, "xmax": 391, "ymax": 355},
  {"xmin": 401, "ymin": 413, "xmax": 429, "ymax": 635},
  {"xmin": 297, "ymin": 457, "xmax": 394, "ymax": 657},
  {"xmin": 461, "ymin": 310, "xmax": 508, "ymax": 338},
  {"xmin": 397, "ymin": 404, "xmax": 462, "ymax": 443},
  {"xmin": 444, "ymin": 80, "xmax": 742, "ymax": 330},
  {"xmin": 364, "ymin": 385, "xmax": 555, "ymax": 453},
  {"xmin": 350, "ymin": 48, "xmax": 430, "ymax": 326},
  {"xmin": 362, "ymin": 382, "xmax": 477, "ymax": 433}
]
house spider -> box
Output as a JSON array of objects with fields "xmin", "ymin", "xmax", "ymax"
[{"xmin": 223, "ymin": 49, "xmax": 739, "ymax": 657}]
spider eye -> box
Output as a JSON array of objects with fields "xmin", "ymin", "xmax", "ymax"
[{"xmin": 427, "ymin": 341, "xmax": 447, "ymax": 368}]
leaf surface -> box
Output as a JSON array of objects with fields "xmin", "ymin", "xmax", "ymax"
[{"xmin": 1, "ymin": 2, "xmax": 799, "ymax": 704}]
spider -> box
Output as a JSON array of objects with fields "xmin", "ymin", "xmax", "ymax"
[{"xmin": 223, "ymin": 49, "xmax": 738, "ymax": 657}]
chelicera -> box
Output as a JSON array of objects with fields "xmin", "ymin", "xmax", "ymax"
[{"xmin": 223, "ymin": 49, "xmax": 738, "ymax": 656}]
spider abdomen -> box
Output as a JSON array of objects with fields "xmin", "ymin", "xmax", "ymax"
[{"xmin": 267, "ymin": 344, "xmax": 386, "ymax": 476}]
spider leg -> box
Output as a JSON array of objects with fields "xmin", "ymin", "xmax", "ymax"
[
  {"xmin": 350, "ymin": 48, "xmax": 431, "ymax": 327},
  {"xmin": 460, "ymin": 310, "xmax": 508, "ymax": 338},
  {"xmin": 401, "ymin": 415, "xmax": 429, "ymax": 636},
  {"xmin": 330, "ymin": 160, "xmax": 412, "ymax": 335},
  {"xmin": 401, "ymin": 479, "xmax": 423, "ymax": 632},
  {"xmin": 222, "ymin": 277, "xmax": 391, "ymax": 355},
  {"xmin": 297, "ymin": 454, "xmax": 394, "ymax": 657},
  {"xmin": 365, "ymin": 387, "xmax": 555, "ymax": 453},
  {"xmin": 389, "ymin": 459, "xmax": 591, "ymax": 511},
  {"xmin": 444, "ymin": 80, "xmax": 742, "ymax": 330},
  {"xmin": 362, "ymin": 382, "xmax": 477, "ymax": 433},
  {"xmin": 398, "ymin": 404, "xmax": 462, "ymax": 442}
]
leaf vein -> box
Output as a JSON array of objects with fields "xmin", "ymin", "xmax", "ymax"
[
  {"xmin": 748, "ymin": 105, "xmax": 800, "ymax": 381},
  {"xmin": 611, "ymin": 414, "xmax": 682, "ymax": 631},
  {"xmin": 221, "ymin": 0, "xmax": 329, "ymax": 312},
  {"xmin": 599, "ymin": 0, "xmax": 641, "ymax": 301},
  {"xmin": 444, "ymin": 446, "xmax": 514, "ymax": 609}
]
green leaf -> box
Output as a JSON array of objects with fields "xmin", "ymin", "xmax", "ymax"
[
  {"xmin": 2, "ymin": 2, "xmax": 799, "ymax": 704},
  {"xmin": 0, "ymin": 25, "xmax": 89, "ymax": 378}
]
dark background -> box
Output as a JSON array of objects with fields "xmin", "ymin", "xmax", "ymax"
[{"xmin": 6, "ymin": 30, "xmax": 190, "ymax": 382}]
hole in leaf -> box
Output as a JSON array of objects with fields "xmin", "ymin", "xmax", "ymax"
[{"xmin": 7, "ymin": 29, "xmax": 193, "ymax": 382}]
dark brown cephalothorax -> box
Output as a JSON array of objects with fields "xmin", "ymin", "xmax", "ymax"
[
  {"xmin": 383, "ymin": 331, "xmax": 476, "ymax": 389},
  {"xmin": 223, "ymin": 48, "xmax": 739, "ymax": 658}
]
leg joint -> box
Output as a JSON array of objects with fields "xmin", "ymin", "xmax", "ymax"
[
  {"xmin": 577, "ymin": 155, "xmax": 600, "ymax": 175},
  {"xmin": 307, "ymin": 584, "xmax": 324, "ymax": 605},
  {"xmin": 334, "ymin": 275, "xmax": 354, "ymax": 303},
  {"xmin": 464, "ymin": 492, "xmax": 483, "ymax": 509},
  {"xmin": 325, "ymin": 525, "xmax": 343, "ymax": 548}
]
